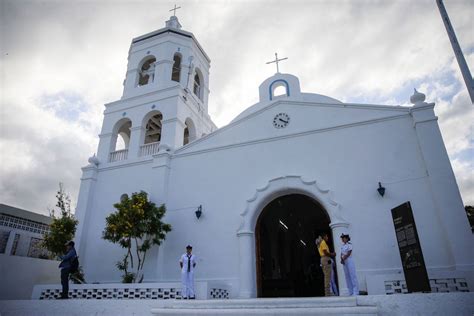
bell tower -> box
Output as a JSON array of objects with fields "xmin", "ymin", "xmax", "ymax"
[{"xmin": 95, "ymin": 15, "xmax": 216, "ymax": 164}]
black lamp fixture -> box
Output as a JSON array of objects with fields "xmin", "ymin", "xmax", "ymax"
[
  {"xmin": 377, "ymin": 182, "xmax": 386, "ymax": 197},
  {"xmin": 195, "ymin": 205, "xmax": 202, "ymax": 219}
]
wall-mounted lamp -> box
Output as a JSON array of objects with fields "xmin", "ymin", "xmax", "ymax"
[
  {"xmin": 195, "ymin": 205, "xmax": 202, "ymax": 219},
  {"xmin": 377, "ymin": 182, "xmax": 386, "ymax": 197}
]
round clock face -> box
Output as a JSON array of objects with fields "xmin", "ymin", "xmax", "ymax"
[{"xmin": 273, "ymin": 113, "xmax": 290, "ymax": 128}]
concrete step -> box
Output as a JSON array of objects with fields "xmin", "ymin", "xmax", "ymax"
[
  {"xmin": 151, "ymin": 297, "xmax": 379, "ymax": 316},
  {"xmin": 151, "ymin": 306, "xmax": 378, "ymax": 316},
  {"xmin": 158, "ymin": 297, "xmax": 358, "ymax": 309}
]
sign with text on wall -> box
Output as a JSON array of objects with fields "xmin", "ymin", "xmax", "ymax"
[{"xmin": 391, "ymin": 201, "xmax": 431, "ymax": 293}]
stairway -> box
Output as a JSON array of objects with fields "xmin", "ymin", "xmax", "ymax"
[{"xmin": 151, "ymin": 296, "xmax": 378, "ymax": 315}]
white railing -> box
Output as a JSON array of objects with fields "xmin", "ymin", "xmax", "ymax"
[
  {"xmin": 140, "ymin": 141, "xmax": 160, "ymax": 156},
  {"xmin": 109, "ymin": 149, "xmax": 128, "ymax": 162}
]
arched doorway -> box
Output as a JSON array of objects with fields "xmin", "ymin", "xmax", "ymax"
[{"xmin": 255, "ymin": 194, "xmax": 334, "ymax": 297}]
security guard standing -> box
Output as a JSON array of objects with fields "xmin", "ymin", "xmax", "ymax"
[
  {"xmin": 340, "ymin": 233, "xmax": 359, "ymax": 296},
  {"xmin": 179, "ymin": 245, "xmax": 197, "ymax": 299}
]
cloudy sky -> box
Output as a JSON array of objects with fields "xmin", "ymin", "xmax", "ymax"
[{"xmin": 0, "ymin": 0, "xmax": 472, "ymax": 216}]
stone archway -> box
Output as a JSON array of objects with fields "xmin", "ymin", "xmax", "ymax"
[{"xmin": 236, "ymin": 175, "xmax": 350, "ymax": 298}]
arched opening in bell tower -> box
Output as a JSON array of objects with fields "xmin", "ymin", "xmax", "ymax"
[
  {"xmin": 109, "ymin": 118, "xmax": 132, "ymax": 162},
  {"xmin": 255, "ymin": 194, "xmax": 334, "ymax": 297},
  {"xmin": 137, "ymin": 56, "xmax": 156, "ymax": 86},
  {"xmin": 171, "ymin": 53, "xmax": 182, "ymax": 82},
  {"xmin": 193, "ymin": 69, "xmax": 203, "ymax": 100},
  {"xmin": 144, "ymin": 112, "xmax": 162, "ymax": 144}
]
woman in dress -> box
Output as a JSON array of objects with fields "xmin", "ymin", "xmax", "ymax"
[{"xmin": 340, "ymin": 233, "xmax": 359, "ymax": 296}]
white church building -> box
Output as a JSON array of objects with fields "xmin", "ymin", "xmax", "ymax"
[{"xmin": 73, "ymin": 15, "xmax": 473, "ymax": 299}]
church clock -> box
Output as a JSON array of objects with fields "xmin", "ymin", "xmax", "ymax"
[{"xmin": 273, "ymin": 113, "xmax": 290, "ymax": 128}]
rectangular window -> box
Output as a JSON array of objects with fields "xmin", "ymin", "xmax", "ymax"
[
  {"xmin": 10, "ymin": 233, "xmax": 20, "ymax": 255},
  {"xmin": 0, "ymin": 231, "xmax": 10, "ymax": 253}
]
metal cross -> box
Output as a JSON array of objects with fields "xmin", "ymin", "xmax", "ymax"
[
  {"xmin": 266, "ymin": 53, "xmax": 288, "ymax": 73},
  {"xmin": 170, "ymin": 4, "xmax": 181, "ymax": 17}
]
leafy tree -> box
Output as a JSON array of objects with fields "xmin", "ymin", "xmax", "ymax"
[
  {"xmin": 103, "ymin": 191, "xmax": 172, "ymax": 283},
  {"xmin": 42, "ymin": 183, "xmax": 84, "ymax": 283},
  {"xmin": 42, "ymin": 183, "xmax": 78, "ymax": 257}
]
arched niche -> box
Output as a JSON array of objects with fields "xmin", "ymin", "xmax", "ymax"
[{"xmin": 183, "ymin": 118, "xmax": 197, "ymax": 145}]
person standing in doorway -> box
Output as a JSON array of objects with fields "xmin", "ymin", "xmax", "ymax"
[
  {"xmin": 58, "ymin": 241, "xmax": 77, "ymax": 299},
  {"xmin": 340, "ymin": 234, "xmax": 359, "ymax": 296},
  {"xmin": 317, "ymin": 233, "xmax": 335, "ymax": 296},
  {"xmin": 179, "ymin": 245, "xmax": 197, "ymax": 299}
]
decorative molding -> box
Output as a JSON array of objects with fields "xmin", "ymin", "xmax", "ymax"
[
  {"xmin": 413, "ymin": 117, "xmax": 438, "ymax": 127},
  {"xmin": 105, "ymin": 87, "xmax": 181, "ymax": 111},
  {"xmin": 131, "ymin": 126, "xmax": 145, "ymax": 132},
  {"xmin": 98, "ymin": 132, "xmax": 113, "ymax": 138},
  {"xmin": 237, "ymin": 175, "xmax": 347, "ymax": 234}
]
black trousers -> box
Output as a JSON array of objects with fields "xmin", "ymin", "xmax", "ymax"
[{"xmin": 60, "ymin": 268, "xmax": 71, "ymax": 298}]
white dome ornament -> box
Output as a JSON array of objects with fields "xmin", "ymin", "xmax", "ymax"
[
  {"xmin": 410, "ymin": 89, "xmax": 426, "ymax": 106},
  {"xmin": 88, "ymin": 154, "xmax": 100, "ymax": 167}
]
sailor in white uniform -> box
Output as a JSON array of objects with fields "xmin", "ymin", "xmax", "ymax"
[
  {"xmin": 340, "ymin": 234, "xmax": 359, "ymax": 296},
  {"xmin": 179, "ymin": 245, "xmax": 197, "ymax": 299}
]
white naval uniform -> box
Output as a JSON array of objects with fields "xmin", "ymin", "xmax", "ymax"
[
  {"xmin": 179, "ymin": 253, "xmax": 196, "ymax": 298},
  {"xmin": 341, "ymin": 242, "xmax": 359, "ymax": 296}
]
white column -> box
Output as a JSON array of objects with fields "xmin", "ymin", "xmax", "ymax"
[
  {"xmin": 179, "ymin": 64, "xmax": 188, "ymax": 87},
  {"xmin": 160, "ymin": 118, "xmax": 185, "ymax": 151},
  {"xmin": 410, "ymin": 95, "xmax": 473, "ymax": 268},
  {"xmin": 237, "ymin": 231, "xmax": 256, "ymax": 298},
  {"xmin": 97, "ymin": 132, "xmax": 114, "ymax": 162},
  {"xmin": 330, "ymin": 222, "xmax": 350, "ymax": 296},
  {"xmin": 151, "ymin": 151, "xmax": 172, "ymax": 281},
  {"xmin": 122, "ymin": 68, "xmax": 138, "ymax": 98},
  {"xmin": 128, "ymin": 126, "xmax": 145, "ymax": 159},
  {"xmin": 155, "ymin": 60, "xmax": 173, "ymax": 89},
  {"xmin": 74, "ymin": 163, "xmax": 98, "ymax": 268}
]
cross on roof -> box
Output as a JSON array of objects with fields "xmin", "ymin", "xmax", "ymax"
[
  {"xmin": 169, "ymin": 4, "xmax": 181, "ymax": 17},
  {"xmin": 266, "ymin": 52, "xmax": 288, "ymax": 73}
]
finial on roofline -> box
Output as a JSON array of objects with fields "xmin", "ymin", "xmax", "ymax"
[{"xmin": 410, "ymin": 88, "xmax": 426, "ymax": 105}]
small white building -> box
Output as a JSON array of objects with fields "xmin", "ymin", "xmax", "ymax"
[
  {"xmin": 0, "ymin": 203, "xmax": 51, "ymax": 259},
  {"xmin": 74, "ymin": 16, "xmax": 473, "ymax": 298}
]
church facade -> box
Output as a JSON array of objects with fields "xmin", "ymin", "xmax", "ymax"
[{"xmin": 74, "ymin": 16, "xmax": 473, "ymax": 298}]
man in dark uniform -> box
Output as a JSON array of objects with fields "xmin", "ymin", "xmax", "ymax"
[{"xmin": 58, "ymin": 241, "xmax": 77, "ymax": 299}]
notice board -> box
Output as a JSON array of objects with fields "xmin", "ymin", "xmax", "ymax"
[{"xmin": 391, "ymin": 201, "xmax": 431, "ymax": 293}]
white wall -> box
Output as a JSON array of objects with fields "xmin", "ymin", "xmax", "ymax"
[{"xmin": 0, "ymin": 254, "xmax": 59, "ymax": 300}]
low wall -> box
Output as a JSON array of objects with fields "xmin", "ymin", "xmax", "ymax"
[
  {"xmin": 32, "ymin": 281, "xmax": 230, "ymax": 300},
  {"xmin": 365, "ymin": 270, "xmax": 473, "ymax": 294},
  {"xmin": 0, "ymin": 254, "xmax": 59, "ymax": 300}
]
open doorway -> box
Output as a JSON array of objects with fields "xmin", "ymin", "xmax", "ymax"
[{"xmin": 255, "ymin": 194, "xmax": 335, "ymax": 297}]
